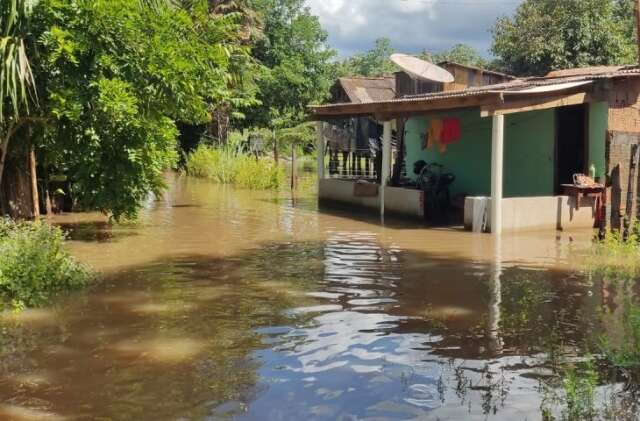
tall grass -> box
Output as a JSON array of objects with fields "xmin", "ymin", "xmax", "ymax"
[
  {"xmin": 186, "ymin": 145, "xmax": 285, "ymax": 190},
  {"xmin": 589, "ymin": 226, "xmax": 640, "ymax": 280},
  {"xmin": 0, "ymin": 218, "xmax": 91, "ymax": 310}
]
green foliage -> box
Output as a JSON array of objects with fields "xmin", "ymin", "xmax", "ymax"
[
  {"xmin": 186, "ymin": 144, "xmax": 285, "ymax": 190},
  {"xmin": 23, "ymin": 0, "xmax": 253, "ymax": 219},
  {"xmin": 276, "ymin": 122, "xmax": 316, "ymax": 153},
  {"xmin": 589, "ymin": 226, "xmax": 640, "ymax": 280},
  {"xmin": 421, "ymin": 43, "xmax": 489, "ymax": 69},
  {"xmin": 0, "ymin": 0, "xmax": 37, "ymax": 122},
  {"xmin": 245, "ymin": 0, "xmax": 336, "ymax": 128},
  {"xmin": 599, "ymin": 295, "xmax": 640, "ymax": 370},
  {"xmin": 0, "ymin": 218, "xmax": 91, "ymax": 310},
  {"xmin": 339, "ymin": 38, "xmax": 397, "ymax": 77},
  {"xmin": 338, "ymin": 38, "xmax": 491, "ymax": 78},
  {"xmin": 492, "ymin": 0, "xmax": 636, "ymax": 76},
  {"xmin": 541, "ymin": 359, "xmax": 599, "ymax": 421}
]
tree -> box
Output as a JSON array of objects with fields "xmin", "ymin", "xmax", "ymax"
[
  {"xmin": 492, "ymin": 0, "xmax": 636, "ymax": 76},
  {"xmin": 0, "ymin": 0, "xmax": 38, "ymax": 193},
  {"xmin": 0, "ymin": 0, "xmax": 252, "ymax": 220},
  {"xmin": 339, "ymin": 38, "xmax": 398, "ymax": 77},
  {"xmin": 422, "ymin": 44, "xmax": 489, "ymax": 68},
  {"xmin": 245, "ymin": 0, "xmax": 336, "ymax": 129}
]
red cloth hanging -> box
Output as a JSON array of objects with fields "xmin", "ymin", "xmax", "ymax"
[{"xmin": 441, "ymin": 118, "xmax": 461, "ymax": 145}]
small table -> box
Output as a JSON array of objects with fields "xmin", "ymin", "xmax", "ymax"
[{"xmin": 561, "ymin": 184, "xmax": 606, "ymax": 227}]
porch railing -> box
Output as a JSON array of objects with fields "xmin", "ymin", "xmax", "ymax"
[{"xmin": 326, "ymin": 148, "xmax": 379, "ymax": 181}]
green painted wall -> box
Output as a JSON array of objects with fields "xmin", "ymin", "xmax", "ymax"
[
  {"xmin": 503, "ymin": 110, "xmax": 556, "ymax": 197},
  {"xmin": 404, "ymin": 108, "xmax": 556, "ymax": 198},
  {"xmin": 588, "ymin": 101, "xmax": 608, "ymax": 181},
  {"xmin": 404, "ymin": 110, "xmax": 492, "ymax": 197}
]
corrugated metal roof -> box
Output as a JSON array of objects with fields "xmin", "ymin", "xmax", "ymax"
[
  {"xmin": 338, "ymin": 76, "xmax": 396, "ymax": 103},
  {"xmin": 312, "ymin": 66, "xmax": 640, "ymax": 114},
  {"xmin": 438, "ymin": 61, "xmax": 516, "ymax": 80},
  {"xmin": 545, "ymin": 66, "xmax": 627, "ymax": 78}
]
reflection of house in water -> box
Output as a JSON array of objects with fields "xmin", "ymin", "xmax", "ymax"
[{"xmin": 313, "ymin": 62, "xmax": 640, "ymax": 234}]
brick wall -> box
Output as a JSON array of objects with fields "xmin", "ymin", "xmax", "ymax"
[
  {"xmin": 608, "ymin": 79, "xmax": 640, "ymax": 133},
  {"xmin": 606, "ymin": 132, "xmax": 640, "ymax": 228},
  {"xmin": 605, "ymin": 79, "xmax": 640, "ymax": 227}
]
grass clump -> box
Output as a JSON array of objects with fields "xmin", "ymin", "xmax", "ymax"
[
  {"xmin": 0, "ymin": 218, "xmax": 91, "ymax": 310},
  {"xmin": 589, "ymin": 227, "xmax": 640, "ymax": 280},
  {"xmin": 186, "ymin": 145, "xmax": 285, "ymax": 190}
]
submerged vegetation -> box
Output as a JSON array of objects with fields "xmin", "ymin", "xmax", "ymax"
[
  {"xmin": 541, "ymin": 359, "xmax": 599, "ymax": 421},
  {"xmin": 186, "ymin": 145, "xmax": 285, "ymax": 190},
  {"xmin": 0, "ymin": 218, "xmax": 90, "ymax": 310}
]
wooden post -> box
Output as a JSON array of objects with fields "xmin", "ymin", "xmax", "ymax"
[
  {"xmin": 29, "ymin": 148, "xmax": 40, "ymax": 219},
  {"xmin": 380, "ymin": 121, "xmax": 392, "ymax": 217},
  {"xmin": 273, "ymin": 129, "xmax": 279, "ymax": 164},
  {"xmin": 491, "ymin": 114, "xmax": 504, "ymax": 235},
  {"xmin": 316, "ymin": 121, "xmax": 325, "ymax": 181},
  {"xmin": 291, "ymin": 147, "xmax": 297, "ymax": 190},
  {"xmin": 624, "ymin": 144, "xmax": 640, "ymax": 238}
]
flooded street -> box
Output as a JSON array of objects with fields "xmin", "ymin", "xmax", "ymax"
[{"xmin": 0, "ymin": 174, "xmax": 609, "ymax": 420}]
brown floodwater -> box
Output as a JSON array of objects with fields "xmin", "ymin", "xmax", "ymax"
[{"xmin": 0, "ymin": 173, "xmax": 615, "ymax": 420}]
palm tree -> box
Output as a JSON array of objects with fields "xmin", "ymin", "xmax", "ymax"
[{"xmin": 0, "ymin": 0, "xmax": 37, "ymax": 189}]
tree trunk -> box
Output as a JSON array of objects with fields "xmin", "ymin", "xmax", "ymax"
[
  {"xmin": 1, "ymin": 152, "xmax": 35, "ymax": 219},
  {"xmin": 0, "ymin": 122, "xmax": 16, "ymax": 194},
  {"xmin": 45, "ymin": 187, "xmax": 53, "ymax": 218},
  {"xmin": 29, "ymin": 148, "xmax": 40, "ymax": 219}
]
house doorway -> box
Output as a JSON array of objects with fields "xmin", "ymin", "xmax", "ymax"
[{"xmin": 555, "ymin": 105, "xmax": 587, "ymax": 193}]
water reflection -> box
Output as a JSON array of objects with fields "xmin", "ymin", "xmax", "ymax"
[
  {"xmin": 0, "ymin": 175, "xmax": 605, "ymax": 420},
  {"xmin": 235, "ymin": 237, "xmax": 592, "ymax": 420}
]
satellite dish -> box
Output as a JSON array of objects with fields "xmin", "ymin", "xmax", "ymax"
[{"xmin": 391, "ymin": 53, "xmax": 455, "ymax": 83}]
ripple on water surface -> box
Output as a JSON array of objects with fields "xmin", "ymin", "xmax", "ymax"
[{"xmin": 0, "ymin": 177, "xmax": 603, "ymax": 420}]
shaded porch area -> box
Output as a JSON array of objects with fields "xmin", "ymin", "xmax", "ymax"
[{"xmin": 312, "ymin": 78, "xmax": 610, "ymax": 233}]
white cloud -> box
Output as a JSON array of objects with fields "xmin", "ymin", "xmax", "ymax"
[{"xmin": 306, "ymin": 0, "xmax": 522, "ymax": 58}]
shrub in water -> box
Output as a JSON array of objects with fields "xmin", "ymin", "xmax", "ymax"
[
  {"xmin": 0, "ymin": 219, "xmax": 91, "ymax": 310},
  {"xmin": 186, "ymin": 145, "xmax": 285, "ymax": 190}
]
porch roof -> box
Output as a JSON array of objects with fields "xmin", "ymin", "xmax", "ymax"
[{"xmin": 310, "ymin": 66, "xmax": 640, "ymax": 121}]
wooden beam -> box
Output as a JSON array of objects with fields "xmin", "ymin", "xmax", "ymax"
[
  {"xmin": 310, "ymin": 93, "xmax": 501, "ymax": 121},
  {"xmin": 380, "ymin": 121, "xmax": 392, "ymax": 217},
  {"xmin": 316, "ymin": 121, "xmax": 325, "ymax": 181},
  {"xmin": 481, "ymin": 92, "xmax": 590, "ymax": 117}
]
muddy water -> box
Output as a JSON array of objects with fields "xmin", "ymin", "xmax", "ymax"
[{"xmin": 0, "ymin": 174, "xmax": 605, "ymax": 420}]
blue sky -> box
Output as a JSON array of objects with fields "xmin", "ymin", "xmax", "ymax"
[{"xmin": 306, "ymin": 0, "xmax": 523, "ymax": 58}]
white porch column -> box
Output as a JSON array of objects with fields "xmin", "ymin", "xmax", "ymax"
[
  {"xmin": 316, "ymin": 121, "xmax": 325, "ymax": 181},
  {"xmin": 380, "ymin": 121, "xmax": 393, "ymax": 216},
  {"xmin": 491, "ymin": 114, "xmax": 504, "ymax": 235}
]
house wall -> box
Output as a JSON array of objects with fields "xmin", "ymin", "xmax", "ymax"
[
  {"xmin": 404, "ymin": 108, "xmax": 556, "ymax": 198},
  {"xmin": 318, "ymin": 179, "xmax": 424, "ymax": 218},
  {"xmin": 464, "ymin": 196, "xmax": 597, "ymax": 232},
  {"xmin": 603, "ymin": 78, "xmax": 640, "ymax": 226}
]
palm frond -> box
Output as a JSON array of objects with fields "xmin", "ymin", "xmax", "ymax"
[{"xmin": 0, "ymin": 0, "xmax": 37, "ymax": 123}]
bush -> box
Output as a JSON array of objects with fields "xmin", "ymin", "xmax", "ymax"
[
  {"xmin": 0, "ymin": 219, "xmax": 91, "ymax": 310},
  {"xmin": 185, "ymin": 145, "xmax": 285, "ymax": 190}
]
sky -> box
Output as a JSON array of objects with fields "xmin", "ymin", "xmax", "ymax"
[{"xmin": 306, "ymin": 0, "xmax": 523, "ymax": 58}]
